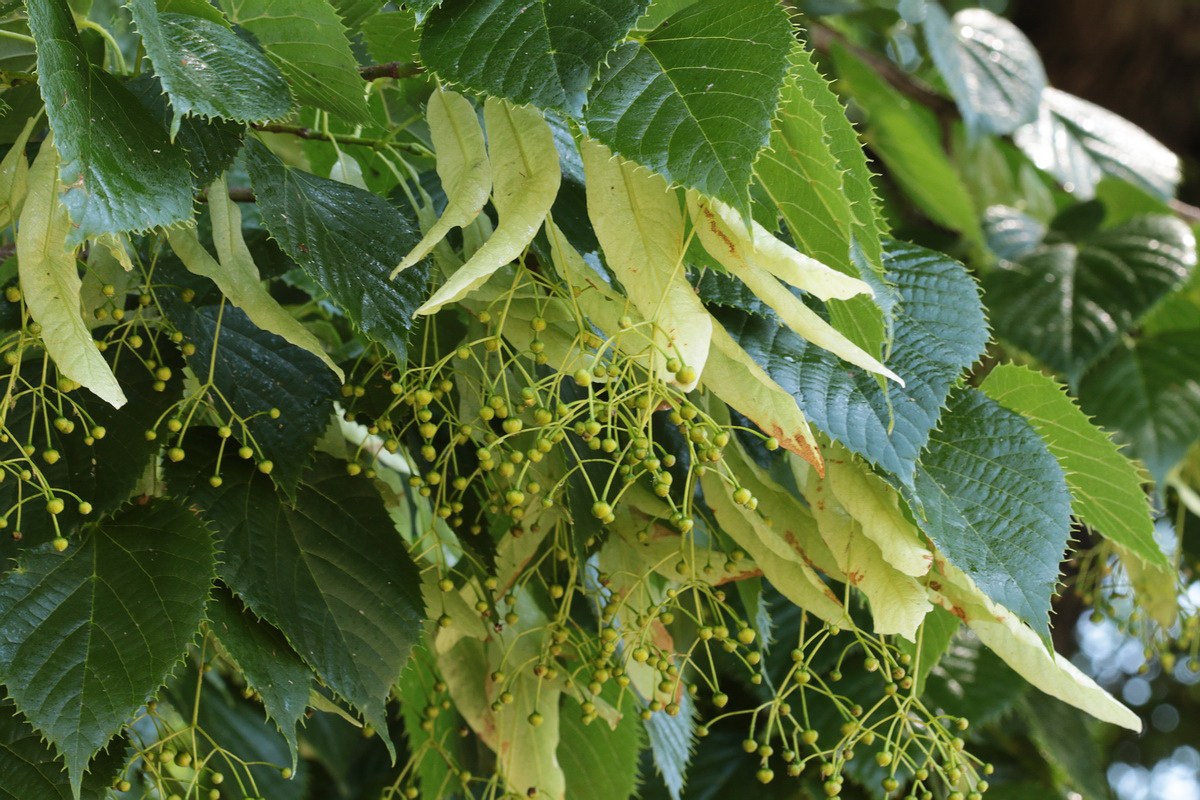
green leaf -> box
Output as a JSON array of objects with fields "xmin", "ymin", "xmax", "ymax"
[
  {"xmin": 0, "ymin": 341, "xmax": 184, "ymax": 564},
  {"xmin": 420, "ymin": 0, "xmax": 650, "ymax": 116},
  {"xmin": 361, "ymin": 9, "xmax": 419, "ymax": 63},
  {"xmin": 896, "ymin": 605, "xmax": 960, "ymax": 697},
  {"xmin": 708, "ymin": 239, "xmax": 987, "ymax": 486},
  {"xmin": 168, "ymin": 175, "xmax": 342, "ymax": 379},
  {"xmin": 980, "ymin": 363, "xmax": 1163, "ymax": 568},
  {"xmin": 1015, "ymin": 87, "xmax": 1181, "ymax": 201},
  {"xmin": 161, "ymin": 296, "xmax": 339, "ymax": 496},
  {"xmin": 176, "ymin": 441, "xmax": 425, "ymax": 754},
  {"xmin": 0, "ymin": 701, "xmax": 127, "ymax": 800},
  {"xmin": 1079, "ymin": 332, "xmax": 1200, "ymax": 485},
  {"xmin": 407, "ymin": 0, "xmax": 443, "ymax": 22},
  {"xmin": 397, "ymin": 642, "xmax": 462, "ymax": 800},
  {"xmin": 754, "ymin": 44, "xmax": 889, "ymax": 356},
  {"xmin": 218, "ymin": 0, "xmax": 371, "ymax": 125},
  {"xmin": 911, "ymin": 387, "xmax": 1072, "ymax": 639},
  {"xmin": 922, "ymin": 6, "xmax": 1046, "ymax": 137},
  {"xmin": 27, "ymin": 0, "xmax": 193, "ymax": 243},
  {"xmin": 0, "ymin": 500, "xmax": 215, "ymax": 795},
  {"xmin": 246, "ymin": 140, "xmax": 430, "ymax": 361},
  {"xmin": 584, "ymin": 0, "xmax": 794, "ymax": 216},
  {"xmin": 830, "ymin": 44, "xmax": 981, "ymax": 243},
  {"xmin": 982, "ymin": 204, "xmax": 1046, "ymax": 263},
  {"xmin": 1019, "ymin": 694, "xmax": 1114, "ymax": 800},
  {"xmin": 129, "ymin": 0, "xmax": 291, "ymax": 131},
  {"xmin": 922, "ymin": 629, "xmax": 1027, "ymax": 725},
  {"xmin": 126, "ymin": 74, "xmax": 247, "ymax": 189},
  {"xmin": 328, "ymin": 0, "xmax": 382, "ymax": 31},
  {"xmin": 414, "ymin": 98, "xmax": 559, "ymax": 312},
  {"xmin": 986, "ymin": 214, "xmax": 1196, "ymax": 384},
  {"xmin": 0, "ymin": 116, "xmax": 35, "ymax": 230},
  {"xmin": 206, "ymin": 585, "xmax": 313, "ymax": 768},
  {"xmin": 16, "ymin": 140, "xmax": 125, "ymax": 408},
  {"xmin": 558, "ymin": 694, "xmax": 644, "ymax": 800}
]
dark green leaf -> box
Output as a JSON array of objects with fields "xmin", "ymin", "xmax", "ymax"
[
  {"xmin": 1079, "ymin": 332, "xmax": 1200, "ymax": 484},
  {"xmin": 1015, "ymin": 87, "xmax": 1181, "ymax": 202},
  {"xmin": 982, "ymin": 204, "xmax": 1046, "ymax": 263},
  {"xmin": 206, "ymin": 585, "xmax": 313, "ymax": 767},
  {"xmin": 0, "ymin": 342, "xmax": 185, "ymax": 567},
  {"xmin": 130, "ymin": 0, "xmax": 291, "ymax": 130},
  {"xmin": 559, "ymin": 694, "xmax": 645, "ymax": 800},
  {"xmin": 163, "ymin": 298, "xmax": 339, "ymax": 496},
  {"xmin": 421, "ymin": 0, "xmax": 650, "ymax": 116},
  {"xmin": 27, "ymin": 0, "xmax": 193, "ymax": 242},
  {"xmin": 830, "ymin": 43, "xmax": 982, "ymax": 242},
  {"xmin": 923, "ymin": 6, "xmax": 1046, "ymax": 137},
  {"xmin": 407, "ymin": 0, "xmax": 443, "ymax": 21},
  {"xmin": 218, "ymin": 0, "xmax": 371, "ymax": 125},
  {"xmin": 126, "ymin": 74, "xmax": 246, "ymax": 189},
  {"xmin": 980, "ymin": 363, "xmax": 1163, "ymax": 568},
  {"xmin": 911, "ymin": 387, "xmax": 1072, "ymax": 639},
  {"xmin": 986, "ymin": 214, "xmax": 1196, "ymax": 384},
  {"xmin": 0, "ymin": 701, "xmax": 127, "ymax": 800},
  {"xmin": 710, "ymin": 239, "xmax": 987, "ymax": 487},
  {"xmin": 246, "ymin": 140, "xmax": 430, "ymax": 361},
  {"xmin": 176, "ymin": 441, "xmax": 425, "ymax": 753},
  {"xmin": 585, "ymin": 0, "xmax": 793, "ymax": 216},
  {"xmin": 0, "ymin": 500, "xmax": 215, "ymax": 794},
  {"xmin": 1019, "ymin": 693, "xmax": 1113, "ymax": 800},
  {"xmin": 897, "ymin": 605, "xmax": 960, "ymax": 697},
  {"xmin": 396, "ymin": 642, "xmax": 462, "ymax": 800}
]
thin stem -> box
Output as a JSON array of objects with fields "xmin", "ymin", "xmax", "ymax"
[
  {"xmin": 0, "ymin": 28, "xmax": 35, "ymax": 45},
  {"xmin": 251, "ymin": 123, "xmax": 428, "ymax": 156}
]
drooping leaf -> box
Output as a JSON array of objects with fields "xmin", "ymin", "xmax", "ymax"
[
  {"xmin": 246, "ymin": 139, "xmax": 430, "ymax": 361},
  {"xmin": 168, "ymin": 176, "xmax": 342, "ymax": 378},
  {"xmin": 420, "ymin": 0, "xmax": 650, "ymax": 116},
  {"xmin": 16, "ymin": 139, "xmax": 125, "ymax": 407},
  {"xmin": 0, "ymin": 701, "xmax": 127, "ymax": 800},
  {"xmin": 176, "ymin": 442, "xmax": 425, "ymax": 753},
  {"xmin": 922, "ymin": 6, "xmax": 1046, "ymax": 137},
  {"xmin": 585, "ymin": 0, "xmax": 793, "ymax": 216},
  {"xmin": 1014, "ymin": 87, "xmax": 1181, "ymax": 202},
  {"xmin": 27, "ymin": 0, "xmax": 193, "ymax": 242},
  {"xmin": 126, "ymin": 73, "xmax": 246, "ymax": 188},
  {"xmin": 218, "ymin": 0, "xmax": 370, "ymax": 124},
  {"xmin": 129, "ymin": 0, "xmax": 291, "ymax": 132},
  {"xmin": 709, "ymin": 239, "xmax": 987, "ymax": 486},
  {"xmin": 925, "ymin": 560, "xmax": 1140, "ymax": 731},
  {"xmin": 911, "ymin": 387, "xmax": 1072, "ymax": 639},
  {"xmin": 0, "ymin": 341, "xmax": 184, "ymax": 563},
  {"xmin": 754, "ymin": 44, "xmax": 890, "ymax": 355},
  {"xmin": 414, "ymin": 98, "xmax": 559, "ymax": 312},
  {"xmin": 0, "ymin": 500, "xmax": 216, "ymax": 795},
  {"xmin": 559, "ymin": 694, "xmax": 644, "ymax": 800},
  {"xmin": 830, "ymin": 44, "xmax": 981, "ymax": 242},
  {"xmin": 986, "ymin": 214, "xmax": 1196, "ymax": 384},
  {"xmin": 206, "ymin": 585, "xmax": 313, "ymax": 767},
  {"xmin": 393, "ymin": 88, "xmax": 491, "ymax": 272},
  {"xmin": 980, "ymin": 363, "xmax": 1163, "ymax": 568},
  {"xmin": 163, "ymin": 292, "xmax": 338, "ymax": 495},
  {"xmin": 581, "ymin": 138, "xmax": 709, "ymax": 390},
  {"xmin": 1078, "ymin": 332, "xmax": 1200, "ymax": 485}
]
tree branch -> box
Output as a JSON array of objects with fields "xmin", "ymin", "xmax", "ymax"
[
  {"xmin": 358, "ymin": 61, "xmax": 424, "ymax": 82},
  {"xmin": 251, "ymin": 123, "xmax": 429, "ymax": 156}
]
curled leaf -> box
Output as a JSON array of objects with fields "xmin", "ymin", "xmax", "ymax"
[
  {"xmin": 393, "ymin": 87, "xmax": 492, "ymax": 275},
  {"xmin": 416, "ymin": 98, "xmax": 559, "ymax": 314}
]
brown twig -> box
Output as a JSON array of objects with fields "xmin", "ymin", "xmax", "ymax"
[
  {"xmin": 197, "ymin": 187, "xmax": 255, "ymax": 203},
  {"xmin": 358, "ymin": 61, "xmax": 424, "ymax": 82},
  {"xmin": 250, "ymin": 123, "xmax": 427, "ymax": 156}
]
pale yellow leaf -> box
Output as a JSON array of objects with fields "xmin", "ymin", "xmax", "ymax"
[
  {"xmin": 807, "ymin": 470, "xmax": 931, "ymax": 640},
  {"xmin": 393, "ymin": 87, "xmax": 492, "ymax": 275},
  {"xmin": 926, "ymin": 558, "xmax": 1141, "ymax": 731},
  {"xmin": 416, "ymin": 98, "xmax": 559, "ymax": 314},
  {"xmin": 17, "ymin": 138, "xmax": 125, "ymax": 408},
  {"xmin": 168, "ymin": 175, "xmax": 343, "ymax": 380},
  {"xmin": 687, "ymin": 191, "xmax": 873, "ymax": 300},
  {"xmin": 1118, "ymin": 544, "xmax": 1178, "ymax": 628},
  {"xmin": 707, "ymin": 321, "xmax": 823, "ymax": 471},
  {"xmin": 824, "ymin": 442, "xmax": 932, "ymax": 577},
  {"xmin": 0, "ymin": 116, "xmax": 37, "ymax": 230},
  {"xmin": 581, "ymin": 138, "xmax": 709, "ymax": 391}
]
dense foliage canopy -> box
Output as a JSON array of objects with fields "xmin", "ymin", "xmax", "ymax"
[{"xmin": 0, "ymin": 1, "xmax": 1198, "ymax": 799}]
